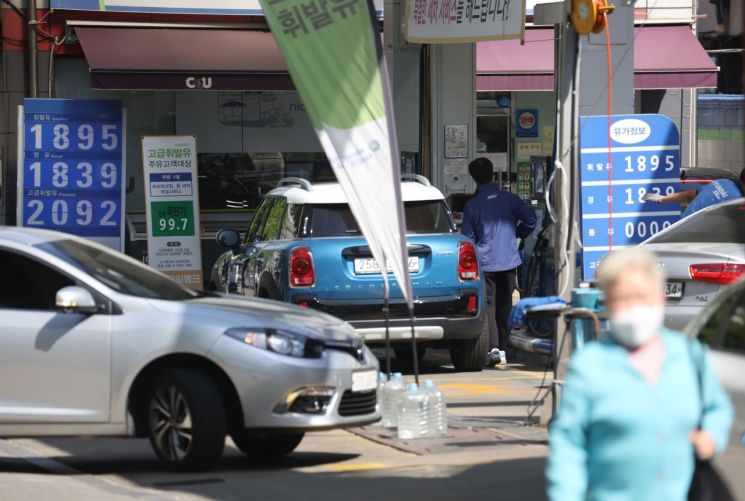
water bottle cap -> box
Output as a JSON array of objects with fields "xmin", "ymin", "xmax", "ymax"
[
  {"xmin": 393, "ymin": 372, "xmax": 403, "ymax": 378},
  {"xmin": 407, "ymin": 383, "xmax": 418, "ymax": 391},
  {"xmin": 424, "ymin": 380, "xmax": 435, "ymax": 388}
]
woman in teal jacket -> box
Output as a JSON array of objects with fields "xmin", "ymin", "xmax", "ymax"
[{"xmin": 546, "ymin": 248, "xmax": 733, "ymax": 501}]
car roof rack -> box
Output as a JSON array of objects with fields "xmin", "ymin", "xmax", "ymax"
[
  {"xmin": 277, "ymin": 177, "xmax": 313, "ymax": 191},
  {"xmin": 401, "ymin": 174, "xmax": 432, "ymax": 187}
]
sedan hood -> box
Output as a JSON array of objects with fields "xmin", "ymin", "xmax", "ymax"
[{"xmin": 168, "ymin": 294, "xmax": 361, "ymax": 343}]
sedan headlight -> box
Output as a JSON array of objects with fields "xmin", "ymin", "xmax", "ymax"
[{"xmin": 224, "ymin": 327, "xmax": 324, "ymax": 358}]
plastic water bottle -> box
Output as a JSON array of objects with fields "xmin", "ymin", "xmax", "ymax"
[
  {"xmin": 397, "ymin": 383, "xmax": 430, "ymax": 439},
  {"xmin": 381, "ymin": 372, "xmax": 406, "ymax": 428},
  {"xmin": 424, "ymin": 380, "xmax": 447, "ymax": 437}
]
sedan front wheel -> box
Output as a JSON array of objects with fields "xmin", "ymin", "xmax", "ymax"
[{"xmin": 147, "ymin": 369, "xmax": 226, "ymax": 471}]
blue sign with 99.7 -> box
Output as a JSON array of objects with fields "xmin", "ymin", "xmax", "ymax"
[
  {"xmin": 579, "ymin": 114, "xmax": 681, "ymax": 280},
  {"xmin": 19, "ymin": 99, "xmax": 124, "ymax": 250}
]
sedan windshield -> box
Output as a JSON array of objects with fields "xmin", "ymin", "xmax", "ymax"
[
  {"xmin": 645, "ymin": 202, "xmax": 745, "ymax": 244},
  {"xmin": 37, "ymin": 239, "xmax": 199, "ymax": 300}
]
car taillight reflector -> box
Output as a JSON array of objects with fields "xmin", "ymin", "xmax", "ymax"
[
  {"xmin": 290, "ymin": 247, "xmax": 315, "ymax": 287},
  {"xmin": 689, "ymin": 263, "xmax": 745, "ymax": 285},
  {"xmin": 467, "ymin": 295, "xmax": 477, "ymax": 312},
  {"xmin": 458, "ymin": 241, "xmax": 478, "ymax": 281}
]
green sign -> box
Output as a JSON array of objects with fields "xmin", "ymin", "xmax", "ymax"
[{"xmin": 150, "ymin": 201, "xmax": 195, "ymax": 237}]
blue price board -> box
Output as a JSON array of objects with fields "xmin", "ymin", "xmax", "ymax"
[
  {"xmin": 580, "ymin": 114, "xmax": 681, "ymax": 280},
  {"xmin": 18, "ymin": 99, "xmax": 125, "ymax": 251}
]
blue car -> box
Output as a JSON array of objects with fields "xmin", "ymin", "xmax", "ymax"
[{"xmin": 210, "ymin": 176, "xmax": 487, "ymax": 371}]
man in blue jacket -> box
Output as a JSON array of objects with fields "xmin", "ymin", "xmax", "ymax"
[
  {"xmin": 462, "ymin": 157, "xmax": 537, "ymax": 366},
  {"xmin": 643, "ymin": 167, "xmax": 744, "ymax": 217}
]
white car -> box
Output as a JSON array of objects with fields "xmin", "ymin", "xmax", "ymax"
[{"xmin": 0, "ymin": 227, "xmax": 379, "ymax": 471}]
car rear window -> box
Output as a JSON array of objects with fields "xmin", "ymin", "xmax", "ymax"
[
  {"xmin": 644, "ymin": 202, "xmax": 745, "ymax": 244},
  {"xmin": 309, "ymin": 201, "xmax": 452, "ymax": 237}
]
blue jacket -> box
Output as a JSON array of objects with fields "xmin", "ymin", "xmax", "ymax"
[
  {"xmin": 682, "ymin": 178, "xmax": 742, "ymax": 218},
  {"xmin": 547, "ymin": 329, "xmax": 733, "ymax": 501},
  {"xmin": 461, "ymin": 183, "xmax": 537, "ymax": 272}
]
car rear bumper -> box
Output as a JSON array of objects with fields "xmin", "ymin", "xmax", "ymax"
[
  {"xmin": 664, "ymin": 303, "xmax": 705, "ymax": 331},
  {"xmin": 289, "ymin": 291, "xmax": 484, "ymax": 343}
]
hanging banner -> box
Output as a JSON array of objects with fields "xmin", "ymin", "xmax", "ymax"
[
  {"xmin": 50, "ymin": 0, "xmax": 383, "ymax": 16},
  {"xmin": 579, "ymin": 114, "xmax": 681, "ymax": 280},
  {"xmin": 17, "ymin": 99, "xmax": 125, "ymax": 251},
  {"xmin": 141, "ymin": 136, "xmax": 203, "ymax": 289},
  {"xmin": 404, "ymin": 0, "xmax": 525, "ymax": 43},
  {"xmin": 260, "ymin": 0, "xmax": 413, "ymax": 308}
]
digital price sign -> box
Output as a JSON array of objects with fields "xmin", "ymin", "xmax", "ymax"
[
  {"xmin": 18, "ymin": 99, "xmax": 125, "ymax": 251},
  {"xmin": 579, "ymin": 114, "xmax": 681, "ymax": 280}
]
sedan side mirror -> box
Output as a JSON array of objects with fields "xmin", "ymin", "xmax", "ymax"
[
  {"xmin": 216, "ymin": 229, "xmax": 241, "ymax": 250},
  {"xmin": 55, "ymin": 286, "xmax": 99, "ymax": 315}
]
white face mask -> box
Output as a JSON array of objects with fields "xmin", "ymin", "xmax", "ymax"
[{"xmin": 610, "ymin": 305, "xmax": 664, "ymax": 348}]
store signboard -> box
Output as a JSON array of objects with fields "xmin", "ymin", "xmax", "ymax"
[
  {"xmin": 17, "ymin": 99, "xmax": 125, "ymax": 251},
  {"xmin": 404, "ymin": 0, "xmax": 525, "ymax": 42},
  {"xmin": 51, "ymin": 0, "xmax": 384, "ymax": 16},
  {"xmin": 141, "ymin": 136, "xmax": 203, "ymax": 289},
  {"xmin": 579, "ymin": 114, "xmax": 681, "ymax": 280}
]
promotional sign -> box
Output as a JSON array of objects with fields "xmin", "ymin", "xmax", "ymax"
[
  {"xmin": 17, "ymin": 99, "xmax": 125, "ymax": 251},
  {"xmin": 580, "ymin": 114, "xmax": 681, "ymax": 279},
  {"xmin": 260, "ymin": 0, "xmax": 413, "ymax": 309},
  {"xmin": 141, "ymin": 136, "xmax": 203, "ymax": 289},
  {"xmin": 404, "ymin": 0, "xmax": 525, "ymax": 43},
  {"xmin": 51, "ymin": 0, "xmax": 383, "ymax": 16},
  {"xmin": 516, "ymin": 109, "xmax": 539, "ymax": 137}
]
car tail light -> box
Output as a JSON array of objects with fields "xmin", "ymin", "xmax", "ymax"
[
  {"xmin": 458, "ymin": 241, "xmax": 478, "ymax": 281},
  {"xmin": 290, "ymin": 247, "xmax": 315, "ymax": 287},
  {"xmin": 689, "ymin": 263, "xmax": 745, "ymax": 285}
]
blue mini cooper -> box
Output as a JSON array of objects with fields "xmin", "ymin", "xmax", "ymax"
[{"xmin": 210, "ymin": 176, "xmax": 487, "ymax": 371}]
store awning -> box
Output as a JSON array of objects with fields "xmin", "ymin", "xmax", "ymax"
[
  {"xmin": 75, "ymin": 27, "xmax": 294, "ymax": 91},
  {"xmin": 477, "ymin": 26, "xmax": 718, "ymax": 92}
]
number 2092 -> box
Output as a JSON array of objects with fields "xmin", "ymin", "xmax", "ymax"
[{"xmin": 26, "ymin": 199, "xmax": 118, "ymax": 227}]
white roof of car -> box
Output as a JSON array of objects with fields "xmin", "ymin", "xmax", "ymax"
[{"xmin": 268, "ymin": 177, "xmax": 446, "ymax": 205}]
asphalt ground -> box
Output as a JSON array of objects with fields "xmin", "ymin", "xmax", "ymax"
[{"xmin": 0, "ymin": 348, "xmax": 742, "ymax": 500}]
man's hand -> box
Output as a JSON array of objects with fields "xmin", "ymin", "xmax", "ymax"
[
  {"xmin": 690, "ymin": 429, "xmax": 717, "ymax": 460},
  {"xmin": 642, "ymin": 193, "xmax": 664, "ymax": 204}
]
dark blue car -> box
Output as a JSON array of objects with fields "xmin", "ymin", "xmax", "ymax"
[{"xmin": 210, "ymin": 176, "xmax": 487, "ymax": 371}]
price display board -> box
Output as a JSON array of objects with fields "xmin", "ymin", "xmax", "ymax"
[
  {"xmin": 17, "ymin": 99, "xmax": 125, "ymax": 250},
  {"xmin": 141, "ymin": 136, "xmax": 203, "ymax": 289},
  {"xmin": 580, "ymin": 114, "xmax": 681, "ymax": 280}
]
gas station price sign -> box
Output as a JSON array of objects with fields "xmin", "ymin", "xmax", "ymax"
[
  {"xmin": 17, "ymin": 99, "xmax": 125, "ymax": 251},
  {"xmin": 579, "ymin": 114, "xmax": 681, "ymax": 280}
]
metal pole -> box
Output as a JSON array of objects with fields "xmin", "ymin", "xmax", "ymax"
[
  {"xmin": 384, "ymin": 295, "xmax": 392, "ymax": 379},
  {"xmin": 26, "ymin": 0, "xmax": 38, "ymax": 98},
  {"xmin": 542, "ymin": 7, "xmax": 579, "ymax": 424},
  {"xmin": 409, "ymin": 312, "xmax": 419, "ymax": 386}
]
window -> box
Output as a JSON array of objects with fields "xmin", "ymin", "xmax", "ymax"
[
  {"xmin": 244, "ymin": 198, "xmax": 275, "ymax": 244},
  {"xmin": 309, "ymin": 201, "xmax": 452, "ymax": 237},
  {"xmin": 0, "ymin": 250, "xmax": 75, "ymax": 310},
  {"xmin": 645, "ymin": 203, "xmax": 745, "ymax": 244},
  {"xmin": 261, "ymin": 197, "xmax": 288, "ymax": 241},
  {"xmin": 280, "ymin": 203, "xmax": 304, "ymax": 240},
  {"xmin": 698, "ymin": 288, "xmax": 745, "ymax": 354},
  {"xmin": 37, "ymin": 240, "xmax": 198, "ymax": 301}
]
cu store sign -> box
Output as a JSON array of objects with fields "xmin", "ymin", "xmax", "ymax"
[{"xmin": 17, "ymin": 99, "xmax": 126, "ymax": 251}]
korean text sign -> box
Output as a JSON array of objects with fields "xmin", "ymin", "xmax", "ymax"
[
  {"xmin": 17, "ymin": 99, "xmax": 125, "ymax": 251},
  {"xmin": 579, "ymin": 114, "xmax": 681, "ymax": 279},
  {"xmin": 141, "ymin": 136, "xmax": 203, "ymax": 289},
  {"xmin": 404, "ymin": 0, "xmax": 525, "ymax": 43}
]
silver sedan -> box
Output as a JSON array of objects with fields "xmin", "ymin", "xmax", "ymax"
[
  {"xmin": 0, "ymin": 227, "xmax": 379, "ymax": 471},
  {"xmin": 642, "ymin": 197, "xmax": 745, "ymax": 331}
]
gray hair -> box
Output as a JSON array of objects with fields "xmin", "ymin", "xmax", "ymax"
[{"xmin": 595, "ymin": 247, "xmax": 666, "ymax": 293}]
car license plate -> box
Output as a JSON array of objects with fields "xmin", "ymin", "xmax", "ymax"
[
  {"xmin": 351, "ymin": 370, "xmax": 378, "ymax": 393},
  {"xmin": 354, "ymin": 257, "xmax": 420, "ymax": 275},
  {"xmin": 664, "ymin": 281, "xmax": 684, "ymax": 298}
]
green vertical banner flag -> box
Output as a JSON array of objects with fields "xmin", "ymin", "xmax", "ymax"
[{"xmin": 261, "ymin": 0, "xmax": 413, "ymax": 309}]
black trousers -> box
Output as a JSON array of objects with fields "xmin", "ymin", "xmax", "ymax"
[{"xmin": 483, "ymin": 269, "xmax": 517, "ymax": 349}]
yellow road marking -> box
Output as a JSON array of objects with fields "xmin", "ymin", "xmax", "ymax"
[
  {"xmin": 438, "ymin": 383, "xmax": 512, "ymax": 395},
  {"xmin": 325, "ymin": 462, "xmax": 391, "ymax": 472}
]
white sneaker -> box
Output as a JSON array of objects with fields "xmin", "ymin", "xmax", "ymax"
[{"xmin": 486, "ymin": 348, "xmax": 502, "ymax": 366}]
